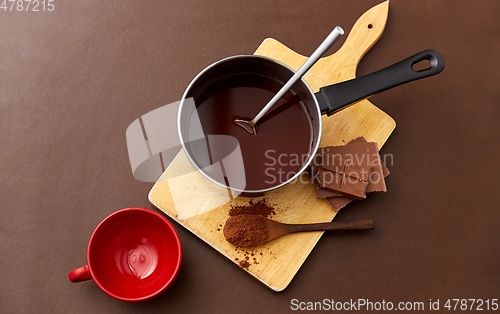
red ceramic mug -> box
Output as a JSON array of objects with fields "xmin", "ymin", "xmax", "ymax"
[{"xmin": 69, "ymin": 208, "xmax": 182, "ymax": 302}]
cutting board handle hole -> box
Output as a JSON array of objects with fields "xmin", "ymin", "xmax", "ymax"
[
  {"xmin": 412, "ymin": 59, "xmax": 432, "ymax": 72},
  {"xmin": 368, "ymin": 24, "xmax": 373, "ymax": 29}
]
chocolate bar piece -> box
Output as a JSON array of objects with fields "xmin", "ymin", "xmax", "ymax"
[
  {"xmin": 347, "ymin": 136, "xmax": 390, "ymax": 179},
  {"xmin": 326, "ymin": 196, "xmax": 354, "ymax": 212},
  {"xmin": 316, "ymin": 186, "xmax": 343, "ymax": 198},
  {"xmin": 317, "ymin": 161, "xmax": 371, "ymax": 200},
  {"xmin": 310, "ymin": 137, "xmax": 390, "ymax": 199},
  {"xmin": 323, "ymin": 141, "xmax": 387, "ymax": 193},
  {"xmin": 321, "ymin": 153, "xmax": 372, "ymax": 182},
  {"xmin": 310, "ymin": 147, "xmax": 337, "ymax": 198},
  {"xmin": 310, "ymin": 136, "xmax": 390, "ymax": 213}
]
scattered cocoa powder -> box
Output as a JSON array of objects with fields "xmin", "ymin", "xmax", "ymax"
[
  {"xmin": 239, "ymin": 260, "xmax": 250, "ymax": 269},
  {"xmin": 229, "ymin": 199, "xmax": 275, "ymax": 217}
]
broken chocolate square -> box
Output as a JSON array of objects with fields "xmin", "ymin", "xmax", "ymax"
[
  {"xmin": 309, "ymin": 136, "xmax": 390, "ymax": 214},
  {"xmin": 316, "ymin": 186, "xmax": 343, "ymax": 198},
  {"xmin": 321, "ymin": 153, "xmax": 372, "ymax": 182},
  {"xmin": 317, "ymin": 156, "xmax": 371, "ymax": 200},
  {"xmin": 326, "ymin": 195, "xmax": 354, "ymax": 212},
  {"xmin": 348, "ymin": 137, "xmax": 390, "ymax": 178},
  {"xmin": 322, "ymin": 141, "xmax": 387, "ymax": 193}
]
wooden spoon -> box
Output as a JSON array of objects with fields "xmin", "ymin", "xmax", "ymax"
[{"xmin": 223, "ymin": 214, "xmax": 374, "ymax": 247}]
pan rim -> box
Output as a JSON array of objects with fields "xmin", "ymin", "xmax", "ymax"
[{"xmin": 177, "ymin": 54, "xmax": 322, "ymax": 194}]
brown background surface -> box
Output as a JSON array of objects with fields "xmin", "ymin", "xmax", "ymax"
[{"xmin": 1, "ymin": 0, "xmax": 499, "ymax": 313}]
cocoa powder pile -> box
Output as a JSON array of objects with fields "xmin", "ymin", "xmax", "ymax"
[
  {"xmin": 223, "ymin": 199, "xmax": 276, "ymax": 248},
  {"xmin": 223, "ymin": 214, "xmax": 268, "ymax": 247}
]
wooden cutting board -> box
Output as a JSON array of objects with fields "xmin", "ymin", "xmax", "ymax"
[{"xmin": 149, "ymin": 1, "xmax": 394, "ymax": 291}]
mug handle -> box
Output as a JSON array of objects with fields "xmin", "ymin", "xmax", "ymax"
[
  {"xmin": 316, "ymin": 50, "xmax": 445, "ymax": 115},
  {"xmin": 69, "ymin": 265, "xmax": 92, "ymax": 283}
]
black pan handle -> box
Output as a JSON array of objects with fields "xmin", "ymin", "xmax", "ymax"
[{"xmin": 316, "ymin": 50, "xmax": 445, "ymax": 116}]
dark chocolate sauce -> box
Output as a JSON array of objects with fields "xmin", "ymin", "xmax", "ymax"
[{"xmin": 193, "ymin": 73, "xmax": 313, "ymax": 191}]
